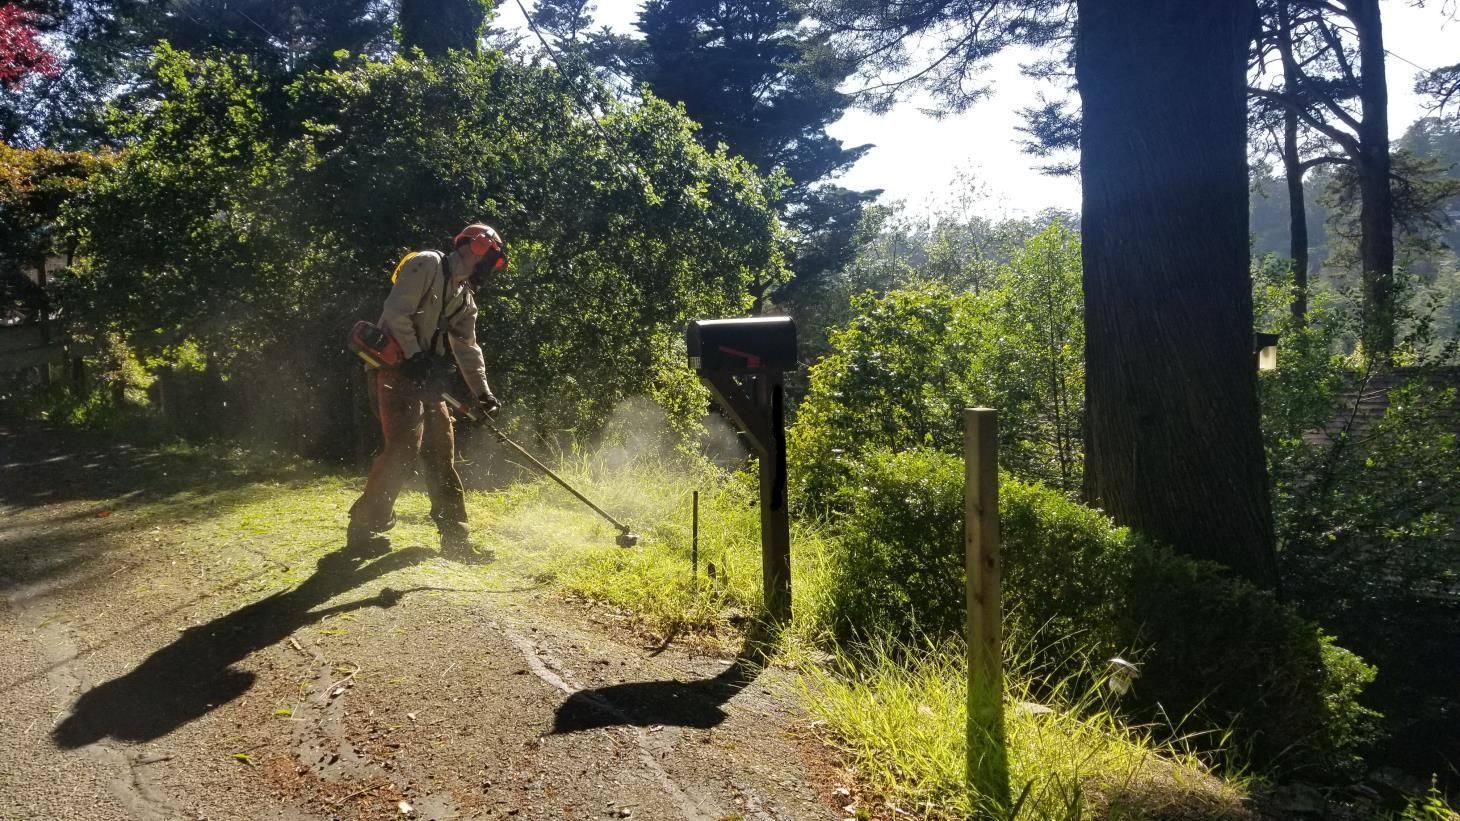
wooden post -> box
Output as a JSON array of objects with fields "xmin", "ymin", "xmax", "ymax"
[
  {"xmin": 691, "ymin": 489, "xmax": 699, "ymax": 592},
  {"xmin": 965, "ymin": 407, "xmax": 1008, "ymax": 809}
]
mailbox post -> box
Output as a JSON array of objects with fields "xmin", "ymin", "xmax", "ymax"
[{"xmin": 686, "ymin": 317, "xmax": 797, "ymax": 624}]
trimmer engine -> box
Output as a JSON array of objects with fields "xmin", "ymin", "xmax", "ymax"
[{"xmin": 348, "ymin": 320, "xmax": 404, "ymax": 369}]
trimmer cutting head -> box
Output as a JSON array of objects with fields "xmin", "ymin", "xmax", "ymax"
[{"xmin": 615, "ymin": 531, "xmax": 640, "ymax": 549}]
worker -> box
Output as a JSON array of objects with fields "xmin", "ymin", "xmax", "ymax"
[{"xmin": 347, "ymin": 223, "xmax": 506, "ymax": 562}]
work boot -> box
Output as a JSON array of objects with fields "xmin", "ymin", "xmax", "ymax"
[
  {"xmin": 440, "ymin": 530, "xmax": 494, "ymax": 565},
  {"xmin": 345, "ymin": 520, "xmax": 392, "ymax": 561}
]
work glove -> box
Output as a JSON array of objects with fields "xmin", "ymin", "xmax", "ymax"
[
  {"xmin": 401, "ymin": 352, "xmax": 432, "ymax": 386},
  {"xmin": 478, "ymin": 391, "xmax": 501, "ymax": 416}
]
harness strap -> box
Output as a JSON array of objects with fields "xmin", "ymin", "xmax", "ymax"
[{"xmin": 429, "ymin": 251, "xmax": 469, "ymax": 356}]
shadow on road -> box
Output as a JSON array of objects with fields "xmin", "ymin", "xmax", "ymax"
[
  {"xmin": 551, "ymin": 633, "xmax": 773, "ymax": 733},
  {"xmin": 51, "ymin": 543, "xmax": 438, "ymax": 749},
  {"xmin": 0, "ymin": 424, "xmax": 313, "ymax": 511}
]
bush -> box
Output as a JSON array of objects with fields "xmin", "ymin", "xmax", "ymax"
[
  {"xmin": 1113, "ymin": 545, "xmax": 1377, "ymax": 775},
  {"xmin": 1257, "ymin": 261, "xmax": 1460, "ymax": 777},
  {"xmin": 827, "ymin": 447, "xmax": 967, "ymax": 640},
  {"xmin": 789, "ymin": 285, "xmax": 992, "ymax": 510},
  {"xmin": 0, "ymin": 332, "xmax": 159, "ymax": 430},
  {"xmin": 825, "ymin": 446, "xmax": 1376, "ymax": 775}
]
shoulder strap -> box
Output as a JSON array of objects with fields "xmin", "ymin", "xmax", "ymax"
[{"xmin": 430, "ymin": 251, "xmax": 468, "ymax": 355}]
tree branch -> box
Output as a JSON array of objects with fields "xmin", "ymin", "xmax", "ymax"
[
  {"xmin": 1249, "ymin": 86, "xmax": 1359, "ymax": 154},
  {"xmin": 1295, "ymin": 0, "xmax": 1354, "ymax": 21},
  {"xmin": 1299, "ymin": 154, "xmax": 1350, "ymax": 171},
  {"xmin": 1315, "ymin": 18, "xmax": 1357, "ymax": 89},
  {"xmin": 846, "ymin": 4, "xmax": 998, "ymax": 98}
]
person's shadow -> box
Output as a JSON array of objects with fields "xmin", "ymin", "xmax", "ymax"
[
  {"xmin": 551, "ymin": 632, "xmax": 774, "ymax": 734},
  {"xmin": 52, "ymin": 544, "xmax": 438, "ymax": 748}
]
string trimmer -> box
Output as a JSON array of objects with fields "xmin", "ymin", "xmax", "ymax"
[{"xmin": 441, "ymin": 394, "xmax": 641, "ymax": 549}]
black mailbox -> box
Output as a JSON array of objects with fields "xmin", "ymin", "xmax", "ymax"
[
  {"xmin": 687, "ymin": 317, "xmax": 797, "ymax": 373},
  {"xmin": 685, "ymin": 315, "xmax": 798, "ymax": 624}
]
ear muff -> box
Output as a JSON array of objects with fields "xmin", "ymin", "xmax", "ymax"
[{"xmin": 480, "ymin": 246, "xmax": 506, "ymax": 273}]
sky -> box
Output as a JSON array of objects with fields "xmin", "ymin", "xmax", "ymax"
[{"xmin": 496, "ymin": 0, "xmax": 1459, "ymax": 218}]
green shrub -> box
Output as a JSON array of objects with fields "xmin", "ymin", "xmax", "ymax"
[
  {"xmin": 1257, "ymin": 261, "xmax": 1460, "ymax": 776},
  {"xmin": 1113, "ymin": 545, "xmax": 1377, "ymax": 775},
  {"xmin": 826, "ymin": 446, "xmax": 1376, "ymax": 774},
  {"xmin": 789, "ymin": 285, "xmax": 993, "ymax": 511},
  {"xmin": 827, "ymin": 447, "xmax": 967, "ymax": 640}
]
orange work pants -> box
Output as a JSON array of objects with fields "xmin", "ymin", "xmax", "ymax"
[{"xmin": 348, "ymin": 368, "xmax": 468, "ymax": 539}]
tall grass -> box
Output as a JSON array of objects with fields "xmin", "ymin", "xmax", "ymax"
[
  {"xmin": 467, "ymin": 450, "xmax": 837, "ymax": 647},
  {"xmin": 575, "ymin": 464, "xmax": 840, "ymax": 645},
  {"xmin": 800, "ymin": 640, "xmax": 1251, "ymax": 820}
]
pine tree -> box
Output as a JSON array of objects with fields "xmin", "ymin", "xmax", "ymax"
[
  {"xmin": 399, "ymin": 0, "xmax": 491, "ymax": 57},
  {"xmin": 1079, "ymin": 0, "xmax": 1277, "ymax": 588},
  {"xmin": 630, "ymin": 0, "xmax": 876, "ymax": 308}
]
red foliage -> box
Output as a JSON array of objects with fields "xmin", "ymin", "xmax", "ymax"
[{"xmin": 0, "ymin": 3, "xmax": 58, "ymax": 89}]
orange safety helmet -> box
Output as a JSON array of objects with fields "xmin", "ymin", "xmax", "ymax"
[{"xmin": 454, "ymin": 223, "xmax": 507, "ymax": 273}]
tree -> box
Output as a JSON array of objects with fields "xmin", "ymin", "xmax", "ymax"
[
  {"xmin": 788, "ymin": 285, "xmax": 997, "ymax": 507},
  {"xmin": 64, "ymin": 47, "xmax": 786, "ymax": 450},
  {"xmin": 820, "ymin": 0, "xmax": 1278, "ymax": 585},
  {"xmin": 128, "ymin": 0, "xmax": 393, "ymax": 70},
  {"xmin": 1, "ymin": 0, "xmax": 393, "ymax": 146},
  {"xmin": 1395, "ymin": 117, "xmax": 1460, "ymax": 258},
  {"xmin": 1249, "ymin": 0, "xmax": 1334, "ymax": 323},
  {"xmin": 811, "ymin": 0, "xmax": 1069, "ymax": 114},
  {"xmin": 399, "ymin": 0, "xmax": 491, "ymax": 57},
  {"xmin": 1417, "ymin": 63, "xmax": 1460, "ymax": 118},
  {"xmin": 984, "ymin": 222, "xmax": 1083, "ymax": 491},
  {"xmin": 627, "ymin": 0, "xmax": 876, "ymax": 310},
  {"xmin": 1249, "ymin": 0, "xmax": 1396, "ymax": 359},
  {"xmin": 0, "ymin": 2, "xmax": 57, "ymax": 88},
  {"xmin": 524, "ymin": 0, "xmax": 640, "ymax": 89},
  {"xmin": 0, "ymin": 144, "xmax": 111, "ymax": 322},
  {"xmin": 529, "ymin": 0, "xmax": 596, "ymax": 45},
  {"xmin": 1077, "ymin": 0, "xmax": 1277, "ymax": 587},
  {"xmin": 790, "ymin": 222, "xmax": 1083, "ymax": 506}
]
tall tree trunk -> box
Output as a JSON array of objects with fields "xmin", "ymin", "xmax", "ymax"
[
  {"xmin": 1277, "ymin": 0, "xmax": 1308, "ymax": 324},
  {"xmin": 1077, "ymin": 0, "xmax": 1278, "ymax": 588},
  {"xmin": 1282, "ymin": 108, "xmax": 1310, "ymax": 324},
  {"xmin": 1354, "ymin": 0, "xmax": 1394, "ymax": 361}
]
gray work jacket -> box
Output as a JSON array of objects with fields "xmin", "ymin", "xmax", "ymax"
[{"xmin": 379, "ymin": 250, "xmax": 491, "ymax": 398}]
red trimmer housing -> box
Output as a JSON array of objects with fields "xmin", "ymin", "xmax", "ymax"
[{"xmin": 348, "ymin": 320, "xmax": 404, "ymax": 369}]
